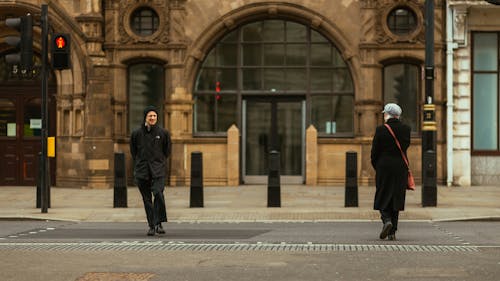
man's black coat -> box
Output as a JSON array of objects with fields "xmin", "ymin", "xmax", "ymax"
[
  {"xmin": 130, "ymin": 124, "xmax": 171, "ymax": 180},
  {"xmin": 371, "ymin": 118, "xmax": 411, "ymax": 211}
]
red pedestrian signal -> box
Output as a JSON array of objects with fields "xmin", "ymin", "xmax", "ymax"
[
  {"xmin": 55, "ymin": 36, "xmax": 66, "ymax": 49},
  {"xmin": 51, "ymin": 33, "xmax": 71, "ymax": 70}
]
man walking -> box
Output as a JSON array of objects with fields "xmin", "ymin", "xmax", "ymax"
[{"xmin": 130, "ymin": 105, "xmax": 171, "ymax": 236}]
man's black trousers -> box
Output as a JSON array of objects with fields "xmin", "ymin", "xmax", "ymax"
[{"xmin": 137, "ymin": 177, "xmax": 167, "ymax": 227}]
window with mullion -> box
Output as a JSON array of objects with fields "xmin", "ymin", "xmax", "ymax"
[
  {"xmin": 387, "ymin": 7, "xmax": 417, "ymax": 35},
  {"xmin": 472, "ymin": 32, "xmax": 499, "ymax": 153},
  {"xmin": 194, "ymin": 65, "xmax": 237, "ymax": 133},
  {"xmin": 131, "ymin": 7, "xmax": 159, "ymax": 36},
  {"xmin": 383, "ymin": 62, "xmax": 420, "ymax": 133},
  {"xmin": 128, "ymin": 63, "xmax": 164, "ymax": 133},
  {"xmin": 193, "ymin": 20, "xmax": 354, "ymax": 136},
  {"xmin": 311, "ymin": 94, "xmax": 353, "ymax": 135}
]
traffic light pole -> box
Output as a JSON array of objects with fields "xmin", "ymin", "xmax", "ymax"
[
  {"xmin": 422, "ymin": 0, "xmax": 437, "ymax": 207},
  {"xmin": 40, "ymin": 4, "xmax": 49, "ymax": 213}
]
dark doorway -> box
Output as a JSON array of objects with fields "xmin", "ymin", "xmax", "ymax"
[
  {"xmin": 0, "ymin": 85, "xmax": 56, "ymax": 186},
  {"xmin": 242, "ymin": 97, "xmax": 305, "ymax": 184}
]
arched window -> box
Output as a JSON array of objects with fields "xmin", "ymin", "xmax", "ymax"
[
  {"xmin": 193, "ymin": 20, "xmax": 354, "ymax": 136},
  {"xmin": 128, "ymin": 63, "xmax": 164, "ymax": 132},
  {"xmin": 383, "ymin": 62, "xmax": 420, "ymax": 132}
]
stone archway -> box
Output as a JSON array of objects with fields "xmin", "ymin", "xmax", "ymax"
[{"xmin": 184, "ymin": 2, "xmax": 360, "ymax": 94}]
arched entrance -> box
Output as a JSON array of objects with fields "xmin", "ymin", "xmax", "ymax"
[
  {"xmin": 0, "ymin": 58, "xmax": 56, "ymax": 186},
  {"xmin": 192, "ymin": 19, "xmax": 354, "ymax": 184}
]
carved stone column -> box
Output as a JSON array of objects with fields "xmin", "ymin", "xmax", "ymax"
[
  {"xmin": 76, "ymin": 0, "xmax": 105, "ymax": 57},
  {"xmin": 165, "ymin": 86, "xmax": 193, "ymax": 186},
  {"xmin": 81, "ymin": 60, "xmax": 113, "ymax": 189}
]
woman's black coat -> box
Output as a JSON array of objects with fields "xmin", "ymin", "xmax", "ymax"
[{"xmin": 371, "ymin": 118, "xmax": 411, "ymax": 211}]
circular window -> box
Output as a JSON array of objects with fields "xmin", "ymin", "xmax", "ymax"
[
  {"xmin": 130, "ymin": 7, "xmax": 159, "ymax": 36},
  {"xmin": 387, "ymin": 7, "xmax": 417, "ymax": 36}
]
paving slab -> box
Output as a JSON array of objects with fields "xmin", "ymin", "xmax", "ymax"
[{"xmin": 0, "ymin": 185, "xmax": 498, "ymax": 222}]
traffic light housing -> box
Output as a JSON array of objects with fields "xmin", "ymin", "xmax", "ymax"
[
  {"xmin": 4, "ymin": 14, "xmax": 33, "ymax": 69},
  {"xmin": 51, "ymin": 33, "xmax": 71, "ymax": 70}
]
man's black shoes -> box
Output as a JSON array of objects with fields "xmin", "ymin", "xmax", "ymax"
[
  {"xmin": 379, "ymin": 222, "xmax": 393, "ymax": 239},
  {"xmin": 146, "ymin": 224, "xmax": 165, "ymax": 236},
  {"xmin": 156, "ymin": 223, "xmax": 165, "ymax": 234},
  {"xmin": 388, "ymin": 233, "xmax": 396, "ymax": 241},
  {"xmin": 147, "ymin": 227, "xmax": 155, "ymax": 236}
]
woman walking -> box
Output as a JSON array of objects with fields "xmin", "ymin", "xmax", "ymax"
[{"xmin": 371, "ymin": 103, "xmax": 411, "ymax": 240}]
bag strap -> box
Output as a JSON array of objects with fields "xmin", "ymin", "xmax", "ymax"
[{"xmin": 384, "ymin": 124, "xmax": 410, "ymax": 168}]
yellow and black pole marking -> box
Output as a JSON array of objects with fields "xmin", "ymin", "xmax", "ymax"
[
  {"xmin": 47, "ymin": 137, "xmax": 55, "ymax": 157},
  {"xmin": 422, "ymin": 103, "xmax": 437, "ymax": 131}
]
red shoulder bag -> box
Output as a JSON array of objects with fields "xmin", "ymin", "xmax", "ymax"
[{"xmin": 384, "ymin": 124, "xmax": 415, "ymax": 191}]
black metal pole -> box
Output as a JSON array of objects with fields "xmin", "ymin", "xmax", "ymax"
[
  {"xmin": 40, "ymin": 4, "xmax": 49, "ymax": 213},
  {"xmin": 422, "ymin": 0, "xmax": 437, "ymax": 207}
]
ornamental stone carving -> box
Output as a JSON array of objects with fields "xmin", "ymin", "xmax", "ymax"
[
  {"xmin": 453, "ymin": 7, "xmax": 467, "ymax": 46},
  {"xmin": 118, "ymin": 0, "xmax": 170, "ymax": 44},
  {"xmin": 360, "ymin": 0, "xmax": 425, "ymax": 45}
]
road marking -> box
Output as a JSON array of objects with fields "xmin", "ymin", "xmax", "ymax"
[{"xmin": 0, "ymin": 242, "xmax": 487, "ymax": 252}]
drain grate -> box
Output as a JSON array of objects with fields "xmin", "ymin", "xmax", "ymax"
[
  {"xmin": 75, "ymin": 272, "xmax": 155, "ymax": 281},
  {"xmin": 0, "ymin": 242, "xmax": 480, "ymax": 252}
]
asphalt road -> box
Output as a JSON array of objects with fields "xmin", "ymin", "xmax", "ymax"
[{"xmin": 0, "ymin": 221, "xmax": 499, "ymax": 281}]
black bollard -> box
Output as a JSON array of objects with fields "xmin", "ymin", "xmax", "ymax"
[
  {"xmin": 113, "ymin": 152, "xmax": 127, "ymax": 208},
  {"xmin": 422, "ymin": 150, "xmax": 437, "ymax": 207},
  {"xmin": 190, "ymin": 151, "xmax": 204, "ymax": 207},
  {"xmin": 36, "ymin": 152, "xmax": 41, "ymax": 208},
  {"xmin": 36, "ymin": 152, "xmax": 50, "ymax": 208},
  {"xmin": 345, "ymin": 151, "xmax": 358, "ymax": 207},
  {"xmin": 267, "ymin": 150, "xmax": 281, "ymax": 207}
]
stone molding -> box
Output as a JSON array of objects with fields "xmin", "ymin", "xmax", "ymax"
[
  {"xmin": 114, "ymin": 0, "xmax": 187, "ymax": 45},
  {"xmin": 184, "ymin": 1, "xmax": 356, "ymax": 94},
  {"xmin": 453, "ymin": 6, "xmax": 468, "ymax": 46},
  {"xmin": 360, "ymin": 0, "xmax": 425, "ymax": 46}
]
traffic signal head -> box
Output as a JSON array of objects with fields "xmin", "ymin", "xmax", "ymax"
[
  {"xmin": 4, "ymin": 14, "xmax": 33, "ymax": 69},
  {"xmin": 51, "ymin": 33, "xmax": 71, "ymax": 70}
]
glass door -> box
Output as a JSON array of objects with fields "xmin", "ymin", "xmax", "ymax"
[{"xmin": 242, "ymin": 98, "xmax": 305, "ymax": 184}]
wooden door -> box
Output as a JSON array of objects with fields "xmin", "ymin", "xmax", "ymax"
[{"xmin": 0, "ymin": 86, "xmax": 56, "ymax": 186}]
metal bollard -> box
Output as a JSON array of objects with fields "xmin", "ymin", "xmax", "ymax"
[
  {"xmin": 113, "ymin": 152, "xmax": 127, "ymax": 208},
  {"xmin": 190, "ymin": 151, "xmax": 204, "ymax": 207},
  {"xmin": 36, "ymin": 152, "xmax": 41, "ymax": 208},
  {"xmin": 345, "ymin": 151, "xmax": 358, "ymax": 207},
  {"xmin": 422, "ymin": 150, "xmax": 437, "ymax": 207},
  {"xmin": 36, "ymin": 152, "xmax": 50, "ymax": 208},
  {"xmin": 267, "ymin": 150, "xmax": 281, "ymax": 207}
]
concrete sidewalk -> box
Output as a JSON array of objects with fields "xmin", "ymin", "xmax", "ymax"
[{"xmin": 0, "ymin": 185, "xmax": 499, "ymax": 222}]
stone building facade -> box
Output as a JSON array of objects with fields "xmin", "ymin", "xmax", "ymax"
[
  {"xmin": 448, "ymin": 0, "xmax": 500, "ymax": 185},
  {"xmin": 1, "ymin": 0, "xmax": 496, "ymax": 189}
]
